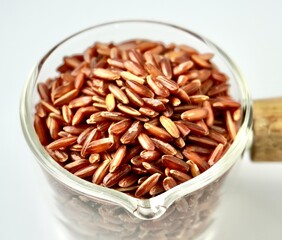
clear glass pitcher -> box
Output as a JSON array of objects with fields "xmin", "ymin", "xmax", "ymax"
[{"xmin": 20, "ymin": 20, "xmax": 253, "ymax": 240}]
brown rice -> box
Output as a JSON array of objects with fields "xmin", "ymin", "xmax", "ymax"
[{"xmin": 34, "ymin": 39, "xmax": 241, "ymax": 199}]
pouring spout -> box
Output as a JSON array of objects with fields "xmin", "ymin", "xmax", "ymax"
[{"xmin": 133, "ymin": 204, "xmax": 167, "ymax": 220}]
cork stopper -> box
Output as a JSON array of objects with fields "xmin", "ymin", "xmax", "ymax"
[{"xmin": 252, "ymin": 97, "xmax": 282, "ymax": 161}]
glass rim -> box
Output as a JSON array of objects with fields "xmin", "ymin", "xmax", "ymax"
[{"xmin": 20, "ymin": 19, "xmax": 253, "ymax": 220}]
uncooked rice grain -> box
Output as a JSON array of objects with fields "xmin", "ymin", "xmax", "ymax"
[{"xmin": 34, "ymin": 39, "xmax": 242, "ymax": 199}]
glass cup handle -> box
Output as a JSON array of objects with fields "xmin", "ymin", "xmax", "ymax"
[{"xmin": 252, "ymin": 97, "xmax": 282, "ymax": 161}]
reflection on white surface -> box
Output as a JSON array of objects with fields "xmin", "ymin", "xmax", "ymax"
[{"xmin": 214, "ymin": 155, "xmax": 282, "ymax": 240}]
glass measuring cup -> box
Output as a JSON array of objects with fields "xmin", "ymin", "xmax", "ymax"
[{"xmin": 20, "ymin": 20, "xmax": 253, "ymax": 240}]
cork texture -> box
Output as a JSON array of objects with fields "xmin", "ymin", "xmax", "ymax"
[{"xmin": 252, "ymin": 98, "xmax": 282, "ymax": 161}]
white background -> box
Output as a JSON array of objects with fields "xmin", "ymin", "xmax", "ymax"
[{"xmin": 1, "ymin": 0, "xmax": 282, "ymax": 239}]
